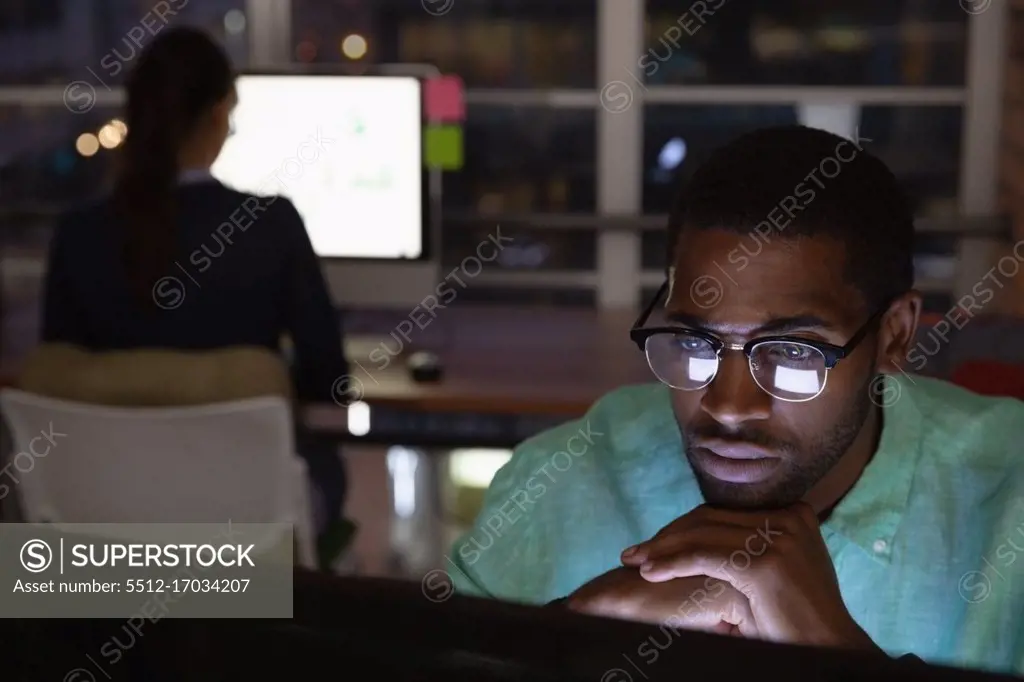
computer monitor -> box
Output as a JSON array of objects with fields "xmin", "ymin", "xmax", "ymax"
[
  {"xmin": 211, "ymin": 72, "xmax": 439, "ymax": 307},
  {"xmin": 6, "ymin": 571, "xmax": 1021, "ymax": 681}
]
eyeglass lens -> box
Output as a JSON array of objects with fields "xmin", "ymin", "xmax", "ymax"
[{"xmin": 644, "ymin": 333, "xmax": 828, "ymax": 401}]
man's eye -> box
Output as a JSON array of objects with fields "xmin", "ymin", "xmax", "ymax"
[
  {"xmin": 674, "ymin": 335, "xmax": 707, "ymax": 352},
  {"xmin": 768, "ymin": 343, "xmax": 812, "ymax": 362}
]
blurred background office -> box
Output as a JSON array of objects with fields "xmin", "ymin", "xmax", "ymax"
[{"xmin": 0, "ymin": 0, "xmax": 1019, "ymax": 580}]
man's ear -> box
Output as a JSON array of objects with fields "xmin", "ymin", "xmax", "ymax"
[{"xmin": 875, "ymin": 291, "xmax": 922, "ymax": 373}]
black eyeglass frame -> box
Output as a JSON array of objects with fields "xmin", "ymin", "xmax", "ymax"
[{"xmin": 628, "ymin": 280, "xmax": 890, "ymax": 371}]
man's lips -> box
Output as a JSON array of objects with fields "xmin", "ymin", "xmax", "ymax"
[
  {"xmin": 696, "ymin": 441, "xmax": 778, "ymax": 461},
  {"xmin": 690, "ymin": 446, "xmax": 781, "ymax": 483},
  {"xmin": 688, "ymin": 439, "xmax": 783, "ymax": 484}
]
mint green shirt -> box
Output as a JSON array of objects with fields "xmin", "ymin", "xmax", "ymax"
[{"xmin": 449, "ymin": 375, "xmax": 1024, "ymax": 674}]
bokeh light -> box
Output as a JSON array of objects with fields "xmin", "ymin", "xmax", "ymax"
[
  {"xmin": 224, "ymin": 9, "xmax": 246, "ymax": 34},
  {"xmin": 97, "ymin": 122, "xmax": 124, "ymax": 149},
  {"xmin": 341, "ymin": 34, "xmax": 368, "ymax": 60},
  {"xmin": 75, "ymin": 133, "xmax": 100, "ymax": 157},
  {"xmin": 296, "ymin": 40, "xmax": 317, "ymax": 62}
]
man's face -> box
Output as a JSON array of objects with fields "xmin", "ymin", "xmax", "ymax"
[{"xmin": 666, "ymin": 229, "xmax": 881, "ymax": 510}]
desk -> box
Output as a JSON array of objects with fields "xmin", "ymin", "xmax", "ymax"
[
  {"xmin": 304, "ymin": 306, "xmax": 653, "ymax": 447},
  {"xmin": 325, "ymin": 306, "xmax": 650, "ymax": 409},
  {"xmin": 303, "ymin": 305, "xmax": 653, "ymax": 573}
]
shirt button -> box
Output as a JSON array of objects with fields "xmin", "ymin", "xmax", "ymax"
[{"xmin": 873, "ymin": 539, "xmax": 888, "ymax": 554}]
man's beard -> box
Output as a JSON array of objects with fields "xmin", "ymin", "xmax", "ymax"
[{"xmin": 681, "ymin": 384, "xmax": 872, "ymax": 511}]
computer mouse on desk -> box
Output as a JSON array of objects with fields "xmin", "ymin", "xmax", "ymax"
[{"xmin": 407, "ymin": 351, "xmax": 443, "ymax": 383}]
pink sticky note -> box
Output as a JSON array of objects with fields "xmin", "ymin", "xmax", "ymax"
[{"xmin": 424, "ymin": 75, "xmax": 465, "ymax": 122}]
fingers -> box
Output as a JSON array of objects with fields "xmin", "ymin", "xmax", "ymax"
[
  {"xmin": 621, "ymin": 550, "xmax": 644, "ymax": 566},
  {"xmin": 644, "ymin": 523, "xmax": 747, "ymax": 566},
  {"xmin": 622, "ymin": 503, "xmax": 815, "ymax": 566},
  {"xmin": 634, "ymin": 524, "xmax": 773, "ymax": 582},
  {"xmin": 789, "ymin": 501, "xmax": 820, "ymax": 533},
  {"xmin": 638, "ymin": 546, "xmax": 743, "ymax": 584},
  {"xmin": 622, "ymin": 515, "xmax": 705, "ymax": 565},
  {"xmin": 622, "ymin": 514, "xmax": 715, "ymax": 566},
  {"xmin": 567, "ymin": 567, "xmax": 760, "ymax": 638},
  {"xmin": 710, "ymin": 621, "xmax": 739, "ymax": 636},
  {"xmin": 664, "ymin": 580, "xmax": 758, "ymax": 635}
]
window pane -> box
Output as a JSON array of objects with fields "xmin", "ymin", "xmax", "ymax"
[
  {"xmin": 449, "ymin": 287, "xmax": 595, "ymax": 307},
  {"xmin": 442, "ymin": 219, "xmax": 596, "ymax": 272},
  {"xmin": 642, "ymin": 104, "xmax": 961, "ymax": 217},
  {"xmin": 913, "ymin": 233, "xmax": 958, "ymax": 293},
  {"xmin": 643, "ymin": 0, "xmax": 967, "ymax": 86},
  {"xmin": 641, "ymin": 232, "xmax": 669, "ymax": 273},
  {"xmin": 0, "ymin": 0, "xmax": 249, "ymax": 85},
  {"xmin": 642, "ymin": 224, "xmax": 962, "ymax": 274},
  {"xmin": 642, "ymin": 104, "xmax": 798, "ymax": 214},
  {"xmin": 641, "ymin": 285, "xmax": 664, "ymax": 308},
  {"xmin": 859, "ymin": 105, "xmax": 962, "ymax": 216},
  {"xmin": 441, "ymin": 219, "xmax": 597, "ymax": 307},
  {"xmin": 0, "ymin": 0, "xmax": 60, "ymax": 32},
  {"xmin": 291, "ymin": 0, "xmax": 596, "ymax": 88},
  {"xmin": 0, "ymin": 104, "xmax": 122, "ymax": 209},
  {"xmin": 446, "ymin": 104, "xmax": 597, "ymax": 213}
]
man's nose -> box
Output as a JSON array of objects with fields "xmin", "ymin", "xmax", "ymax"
[{"xmin": 700, "ymin": 351, "xmax": 771, "ymax": 427}]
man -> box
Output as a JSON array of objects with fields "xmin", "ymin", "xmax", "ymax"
[{"xmin": 449, "ymin": 125, "xmax": 1024, "ymax": 673}]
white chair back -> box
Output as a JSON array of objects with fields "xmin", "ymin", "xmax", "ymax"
[{"xmin": 0, "ymin": 389, "xmax": 316, "ymax": 567}]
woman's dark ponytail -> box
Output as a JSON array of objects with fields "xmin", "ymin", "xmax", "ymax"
[{"xmin": 113, "ymin": 27, "xmax": 234, "ymax": 308}]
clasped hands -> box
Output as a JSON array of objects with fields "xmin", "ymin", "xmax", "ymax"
[{"xmin": 566, "ymin": 503, "xmax": 878, "ymax": 650}]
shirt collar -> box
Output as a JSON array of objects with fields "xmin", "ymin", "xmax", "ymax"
[
  {"xmin": 178, "ymin": 168, "xmax": 216, "ymax": 185},
  {"xmin": 822, "ymin": 373, "xmax": 925, "ymax": 564}
]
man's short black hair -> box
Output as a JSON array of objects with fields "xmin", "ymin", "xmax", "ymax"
[{"xmin": 667, "ymin": 125, "xmax": 914, "ymax": 311}]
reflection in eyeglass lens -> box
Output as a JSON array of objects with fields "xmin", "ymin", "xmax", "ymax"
[{"xmin": 647, "ymin": 334, "xmax": 829, "ymax": 399}]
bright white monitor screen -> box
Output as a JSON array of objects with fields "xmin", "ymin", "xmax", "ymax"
[{"xmin": 212, "ymin": 74, "xmax": 423, "ymax": 259}]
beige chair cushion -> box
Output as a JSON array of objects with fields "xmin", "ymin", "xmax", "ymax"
[{"xmin": 18, "ymin": 343, "xmax": 293, "ymax": 407}]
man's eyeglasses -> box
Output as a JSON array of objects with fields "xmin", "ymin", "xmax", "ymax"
[{"xmin": 629, "ymin": 281, "xmax": 889, "ymax": 402}]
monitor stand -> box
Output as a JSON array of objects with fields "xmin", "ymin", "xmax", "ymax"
[{"xmin": 324, "ymin": 260, "xmax": 440, "ymax": 308}]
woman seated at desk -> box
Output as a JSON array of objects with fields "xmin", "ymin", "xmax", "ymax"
[{"xmin": 40, "ymin": 27, "xmax": 349, "ymax": 561}]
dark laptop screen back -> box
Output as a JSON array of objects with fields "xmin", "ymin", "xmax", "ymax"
[{"xmin": 4, "ymin": 571, "xmax": 1019, "ymax": 682}]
